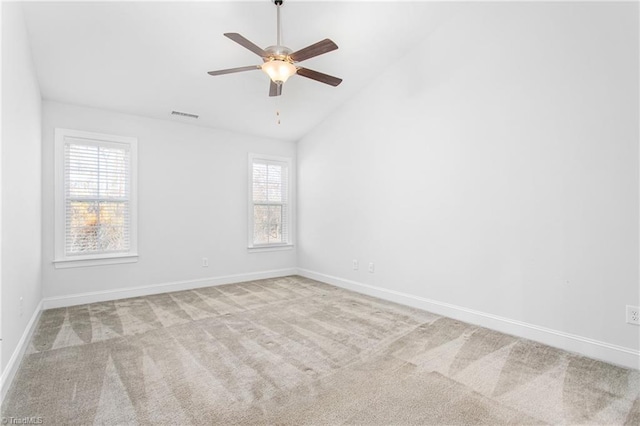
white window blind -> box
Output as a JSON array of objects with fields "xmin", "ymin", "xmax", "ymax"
[
  {"xmin": 251, "ymin": 157, "xmax": 290, "ymax": 246},
  {"xmin": 55, "ymin": 128, "xmax": 138, "ymax": 267},
  {"xmin": 64, "ymin": 139, "xmax": 131, "ymax": 255}
]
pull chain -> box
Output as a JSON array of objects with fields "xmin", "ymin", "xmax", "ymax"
[{"xmin": 275, "ymin": 94, "xmax": 282, "ymax": 125}]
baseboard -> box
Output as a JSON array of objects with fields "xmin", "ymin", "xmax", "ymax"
[
  {"xmin": 297, "ymin": 268, "xmax": 640, "ymax": 370},
  {"xmin": 42, "ymin": 268, "xmax": 297, "ymax": 309},
  {"xmin": 1, "ymin": 300, "xmax": 43, "ymax": 403}
]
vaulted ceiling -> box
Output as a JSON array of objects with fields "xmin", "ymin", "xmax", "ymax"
[{"xmin": 22, "ymin": 1, "xmax": 459, "ymax": 141}]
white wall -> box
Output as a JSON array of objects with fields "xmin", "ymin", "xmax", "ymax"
[
  {"xmin": 298, "ymin": 2, "xmax": 639, "ymax": 355},
  {"xmin": 42, "ymin": 101, "xmax": 296, "ymax": 300},
  {"xmin": 1, "ymin": 3, "xmax": 43, "ymax": 372}
]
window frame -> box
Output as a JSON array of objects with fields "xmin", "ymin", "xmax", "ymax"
[
  {"xmin": 54, "ymin": 128, "xmax": 138, "ymax": 268},
  {"xmin": 247, "ymin": 153, "xmax": 293, "ymax": 252}
]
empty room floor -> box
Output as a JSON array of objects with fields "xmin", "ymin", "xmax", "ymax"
[{"xmin": 2, "ymin": 276, "xmax": 638, "ymax": 425}]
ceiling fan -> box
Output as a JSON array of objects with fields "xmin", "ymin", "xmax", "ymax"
[{"xmin": 207, "ymin": 0, "xmax": 342, "ymax": 97}]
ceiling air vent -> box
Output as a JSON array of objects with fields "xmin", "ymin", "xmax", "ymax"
[{"xmin": 171, "ymin": 110, "xmax": 199, "ymax": 119}]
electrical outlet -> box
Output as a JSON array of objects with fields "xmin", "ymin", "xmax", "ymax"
[
  {"xmin": 202, "ymin": 258, "xmax": 209, "ymax": 267},
  {"xmin": 368, "ymin": 263, "xmax": 375, "ymax": 273},
  {"xmin": 627, "ymin": 305, "xmax": 640, "ymax": 325},
  {"xmin": 352, "ymin": 259, "xmax": 359, "ymax": 270}
]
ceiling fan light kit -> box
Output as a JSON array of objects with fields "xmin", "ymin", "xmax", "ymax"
[
  {"xmin": 262, "ymin": 59, "xmax": 297, "ymax": 84},
  {"xmin": 207, "ymin": 0, "xmax": 342, "ymax": 97}
]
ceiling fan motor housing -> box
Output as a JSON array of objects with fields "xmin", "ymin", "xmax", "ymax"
[{"xmin": 265, "ymin": 45, "xmax": 293, "ymax": 61}]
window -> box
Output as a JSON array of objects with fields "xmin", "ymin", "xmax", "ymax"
[
  {"xmin": 248, "ymin": 154, "xmax": 292, "ymax": 250},
  {"xmin": 54, "ymin": 129, "xmax": 138, "ymax": 268}
]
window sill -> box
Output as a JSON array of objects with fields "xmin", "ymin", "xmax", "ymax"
[
  {"xmin": 53, "ymin": 254, "xmax": 139, "ymax": 269},
  {"xmin": 248, "ymin": 245, "xmax": 294, "ymax": 253}
]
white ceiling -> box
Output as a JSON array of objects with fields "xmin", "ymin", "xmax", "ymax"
[{"xmin": 22, "ymin": 1, "xmax": 459, "ymax": 141}]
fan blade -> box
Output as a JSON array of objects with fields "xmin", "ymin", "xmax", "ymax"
[
  {"xmin": 289, "ymin": 39, "xmax": 338, "ymax": 62},
  {"xmin": 207, "ymin": 65, "xmax": 260, "ymax": 76},
  {"xmin": 224, "ymin": 33, "xmax": 267, "ymax": 58},
  {"xmin": 269, "ymin": 81, "xmax": 283, "ymax": 97},
  {"xmin": 296, "ymin": 67, "xmax": 342, "ymax": 87}
]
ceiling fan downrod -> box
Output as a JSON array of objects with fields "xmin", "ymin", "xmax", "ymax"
[{"xmin": 275, "ymin": 0, "xmax": 283, "ymax": 47}]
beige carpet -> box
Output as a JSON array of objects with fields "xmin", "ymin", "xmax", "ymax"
[{"xmin": 2, "ymin": 276, "xmax": 639, "ymax": 425}]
